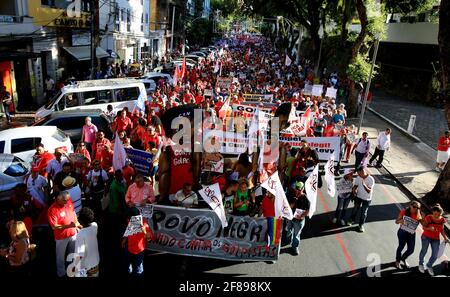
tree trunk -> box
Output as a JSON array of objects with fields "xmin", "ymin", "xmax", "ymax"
[
  {"xmin": 346, "ymin": 0, "xmax": 369, "ymax": 118},
  {"xmin": 340, "ymin": 0, "xmax": 352, "ymax": 45},
  {"xmin": 424, "ymin": 0, "xmax": 450, "ymax": 209}
]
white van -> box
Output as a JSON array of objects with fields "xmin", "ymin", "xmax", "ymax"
[{"xmin": 35, "ymin": 78, "xmax": 147, "ymax": 121}]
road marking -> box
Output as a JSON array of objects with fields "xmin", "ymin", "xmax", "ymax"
[{"xmin": 318, "ymin": 190, "xmax": 357, "ymax": 275}]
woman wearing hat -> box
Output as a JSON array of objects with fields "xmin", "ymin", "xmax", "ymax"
[{"xmin": 333, "ymin": 169, "xmax": 355, "ymax": 226}]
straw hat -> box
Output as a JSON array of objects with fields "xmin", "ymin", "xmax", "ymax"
[{"xmin": 62, "ymin": 176, "xmax": 76, "ymax": 188}]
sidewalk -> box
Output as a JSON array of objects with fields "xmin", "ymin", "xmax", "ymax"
[{"xmin": 356, "ymin": 110, "xmax": 439, "ymax": 198}]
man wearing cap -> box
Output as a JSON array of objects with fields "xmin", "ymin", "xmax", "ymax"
[
  {"xmin": 62, "ymin": 176, "xmax": 82, "ymax": 215},
  {"xmin": 285, "ymin": 181, "xmax": 310, "ymax": 255},
  {"xmin": 347, "ymin": 167, "xmax": 375, "ymax": 232},
  {"xmin": 333, "ymin": 169, "xmax": 355, "ymax": 226},
  {"xmin": 436, "ymin": 131, "xmax": 450, "ymax": 172}
]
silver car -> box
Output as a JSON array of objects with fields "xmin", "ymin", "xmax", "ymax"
[{"xmin": 0, "ymin": 154, "xmax": 30, "ymax": 202}]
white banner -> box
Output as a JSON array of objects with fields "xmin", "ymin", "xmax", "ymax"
[
  {"xmin": 305, "ymin": 165, "xmax": 319, "ymax": 218},
  {"xmin": 325, "ymin": 87, "xmax": 337, "ymax": 98},
  {"xmin": 312, "ymin": 84, "xmax": 324, "ymax": 97},
  {"xmin": 303, "ymin": 84, "xmax": 313, "ymax": 96},
  {"xmin": 243, "ymin": 94, "xmax": 274, "ymax": 102},
  {"xmin": 325, "ymin": 154, "xmax": 336, "ymax": 198},
  {"xmin": 199, "ymin": 183, "xmax": 228, "ymax": 228},
  {"xmin": 232, "ymin": 103, "xmax": 272, "ymax": 120},
  {"xmin": 261, "ymin": 171, "xmax": 293, "ymax": 220},
  {"xmin": 279, "ymin": 136, "xmax": 340, "ymax": 160},
  {"xmin": 204, "ymin": 130, "xmax": 247, "ymax": 155}
]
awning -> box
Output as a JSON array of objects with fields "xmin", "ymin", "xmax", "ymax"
[
  {"xmin": 62, "ymin": 46, "xmax": 110, "ymax": 61},
  {"xmin": 106, "ymin": 49, "xmax": 120, "ymax": 59}
]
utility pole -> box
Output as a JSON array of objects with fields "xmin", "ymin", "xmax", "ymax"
[
  {"xmin": 357, "ymin": 38, "xmax": 380, "ymax": 134},
  {"xmin": 170, "ymin": 5, "xmax": 176, "ymax": 53},
  {"xmin": 90, "ymin": 0, "xmax": 98, "ymax": 80}
]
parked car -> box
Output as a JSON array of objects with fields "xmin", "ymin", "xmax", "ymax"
[
  {"xmin": 185, "ymin": 55, "xmax": 205, "ymax": 64},
  {"xmin": 32, "ymin": 109, "xmax": 113, "ymax": 145},
  {"xmin": 35, "ymin": 78, "xmax": 147, "ymax": 122},
  {"xmin": 0, "ymin": 154, "xmax": 30, "ymax": 202},
  {"xmin": 0, "ymin": 126, "xmax": 73, "ymax": 164},
  {"xmin": 189, "ymin": 51, "xmax": 207, "ymax": 58},
  {"xmin": 137, "ymin": 78, "xmax": 157, "ymax": 94},
  {"xmin": 142, "ymin": 72, "xmax": 173, "ymax": 85}
]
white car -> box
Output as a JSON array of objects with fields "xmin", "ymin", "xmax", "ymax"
[
  {"xmin": 142, "ymin": 72, "xmax": 173, "ymax": 85},
  {"xmin": 0, "ymin": 154, "xmax": 30, "ymax": 201},
  {"xmin": 0, "ymin": 126, "xmax": 73, "ymax": 163},
  {"xmin": 136, "ymin": 78, "xmax": 157, "ymax": 94}
]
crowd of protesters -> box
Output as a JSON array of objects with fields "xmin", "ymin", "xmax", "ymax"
[{"xmin": 1, "ymin": 34, "xmax": 449, "ymax": 278}]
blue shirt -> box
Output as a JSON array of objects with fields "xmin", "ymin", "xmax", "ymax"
[{"xmin": 332, "ymin": 114, "xmax": 345, "ymax": 124}]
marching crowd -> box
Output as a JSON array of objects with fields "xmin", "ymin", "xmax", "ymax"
[{"xmin": 0, "ymin": 35, "xmax": 449, "ymax": 278}]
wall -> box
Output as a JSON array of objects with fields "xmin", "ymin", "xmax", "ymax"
[{"xmin": 384, "ymin": 22, "xmax": 438, "ymax": 45}]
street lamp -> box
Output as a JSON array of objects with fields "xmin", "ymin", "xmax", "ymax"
[{"xmin": 357, "ymin": 38, "xmax": 381, "ymax": 134}]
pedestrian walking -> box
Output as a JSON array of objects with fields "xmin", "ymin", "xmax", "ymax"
[
  {"xmin": 73, "ymin": 207, "xmax": 99, "ymax": 277},
  {"xmin": 352, "ymin": 132, "xmax": 370, "ymax": 170},
  {"xmin": 435, "ymin": 131, "xmax": 450, "ymax": 172},
  {"xmin": 394, "ymin": 201, "xmax": 423, "ymax": 269},
  {"xmin": 285, "ymin": 181, "xmax": 310, "ymax": 255},
  {"xmin": 332, "ymin": 169, "xmax": 354, "ymax": 226},
  {"xmin": 418, "ymin": 204, "xmax": 450, "ymax": 276},
  {"xmin": 347, "ymin": 167, "xmax": 375, "ymax": 232},
  {"xmin": 369, "ymin": 128, "xmax": 391, "ymax": 168}
]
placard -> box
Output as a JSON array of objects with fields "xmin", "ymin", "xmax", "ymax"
[
  {"xmin": 312, "ymin": 84, "xmax": 324, "ymax": 97},
  {"xmin": 125, "ymin": 148, "xmax": 154, "ymax": 176},
  {"xmin": 303, "ymin": 84, "xmax": 313, "ymax": 96},
  {"xmin": 243, "ymin": 94, "xmax": 274, "ymax": 102},
  {"xmin": 204, "ymin": 89, "xmax": 213, "ymax": 97},
  {"xmin": 400, "ymin": 216, "xmax": 419, "ymax": 234},
  {"xmin": 123, "ymin": 215, "xmax": 143, "ymax": 237},
  {"xmin": 216, "ymin": 77, "xmax": 233, "ymax": 90},
  {"xmin": 325, "ymin": 87, "xmax": 337, "ymax": 98}
]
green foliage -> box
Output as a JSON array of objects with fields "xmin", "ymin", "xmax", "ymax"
[
  {"xmin": 186, "ymin": 18, "xmax": 214, "ymax": 47},
  {"xmin": 346, "ymin": 53, "xmax": 377, "ymax": 83},
  {"xmin": 366, "ymin": 0, "xmax": 387, "ymax": 40},
  {"xmin": 384, "ymin": 0, "xmax": 436, "ymax": 14}
]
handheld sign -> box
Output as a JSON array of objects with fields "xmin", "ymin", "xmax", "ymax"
[
  {"xmin": 123, "ymin": 215, "xmax": 143, "ymax": 237},
  {"xmin": 400, "ymin": 216, "xmax": 419, "ymax": 234}
]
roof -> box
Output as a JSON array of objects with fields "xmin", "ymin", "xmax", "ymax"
[
  {"xmin": 63, "ymin": 78, "xmax": 144, "ymax": 90},
  {"xmin": 48, "ymin": 109, "xmax": 105, "ymax": 117},
  {"xmin": 0, "ymin": 126, "xmax": 57, "ymax": 139}
]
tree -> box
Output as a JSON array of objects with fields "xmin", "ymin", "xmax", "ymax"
[
  {"xmin": 424, "ymin": 0, "xmax": 450, "ymax": 209},
  {"xmin": 242, "ymin": 0, "xmax": 326, "ymax": 72}
]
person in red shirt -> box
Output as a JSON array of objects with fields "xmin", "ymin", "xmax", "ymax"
[
  {"xmin": 100, "ymin": 144, "xmax": 114, "ymax": 174},
  {"xmin": 114, "ymin": 110, "xmax": 133, "ymax": 135},
  {"xmin": 121, "ymin": 207, "xmax": 151, "ymax": 276},
  {"xmin": 183, "ymin": 89, "xmax": 195, "ymax": 104},
  {"xmin": 122, "ymin": 161, "xmax": 136, "ymax": 187},
  {"xmin": 92, "ymin": 130, "xmax": 111, "ymax": 161},
  {"xmin": 32, "ymin": 144, "xmax": 54, "ymax": 178},
  {"xmin": 418, "ymin": 204, "xmax": 450, "ymax": 275},
  {"xmin": 436, "ymin": 131, "xmax": 450, "ymax": 172},
  {"xmin": 143, "ymin": 126, "xmax": 161, "ymax": 151},
  {"xmin": 259, "ymin": 192, "xmax": 275, "ymax": 217},
  {"xmin": 48, "ymin": 191, "xmax": 81, "ymax": 277}
]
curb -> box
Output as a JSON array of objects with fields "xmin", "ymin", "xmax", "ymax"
[{"xmin": 368, "ymin": 107, "xmax": 436, "ymax": 152}]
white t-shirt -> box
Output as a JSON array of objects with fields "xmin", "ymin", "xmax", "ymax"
[
  {"xmin": 74, "ymin": 222, "xmax": 100, "ymax": 276},
  {"xmin": 46, "ymin": 158, "xmax": 68, "ymax": 178},
  {"xmin": 87, "ymin": 169, "xmax": 108, "ymax": 187},
  {"xmin": 26, "ymin": 175, "xmax": 48, "ymax": 206},
  {"xmin": 175, "ymin": 190, "xmax": 198, "ymax": 208},
  {"xmin": 355, "ymin": 175, "xmax": 375, "ymax": 201}
]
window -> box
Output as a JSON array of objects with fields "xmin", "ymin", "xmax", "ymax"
[
  {"xmin": 65, "ymin": 93, "xmax": 80, "ymax": 109},
  {"xmin": 114, "ymin": 87, "xmax": 140, "ymax": 102},
  {"xmin": 41, "ymin": 0, "xmax": 55, "ymax": 7},
  {"xmin": 46, "ymin": 117, "xmax": 85, "ymax": 131},
  {"xmin": 0, "ymin": 141, "xmax": 4, "ymax": 153},
  {"xmin": 98, "ymin": 90, "xmax": 113, "ymax": 104},
  {"xmin": 4, "ymin": 157, "xmax": 28, "ymax": 177},
  {"xmin": 122, "ymin": 8, "xmax": 126, "ymax": 22},
  {"xmin": 82, "ymin": 91, "xmax": 98, "ymax": 105},
  {"xmin": 146, "ymin": 13, "xmax": 149, "ymax": 24},
  {"xmin": 11, "ymin": 138, "xmax": 42, "ymax": 154}
]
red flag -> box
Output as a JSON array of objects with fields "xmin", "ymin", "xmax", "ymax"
[{"xmin": 181, "ymin": 57, "xmax": 187, "ymax": 80}]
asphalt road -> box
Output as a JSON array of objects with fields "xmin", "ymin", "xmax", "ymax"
[{"xmin": 136, "ymin": 164, "xmax": 450, "ymax": 278}]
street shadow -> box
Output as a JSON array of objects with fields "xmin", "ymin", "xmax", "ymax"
[
  {"xmin": 302, "ymin": 203, "xmax": 407, "ymax": 240},
  {"xmin": 325, "ymin": 262, "xmax": 448, "ymax": 277}
]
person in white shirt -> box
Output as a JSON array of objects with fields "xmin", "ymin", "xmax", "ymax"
[
  {"xmin": 26, "ymin": 167, "xmax": 48, "ymax": 207},
  {"xmin": 46, "ymin": 150, "xmax": 68, "ymax": 181},
  {"xmin": 73, "ymin": 207, "xmax": 100, "ymax": 277},
  {"xmin": 333, "ymin": 169, "xmax": 355, "ymax": 226},
  {"xmin": 369, "ymin": 128, "xmax": 391, "ymax": 168},
  {"xmin": 174, "ymin": 183, "xmax": 198, "ymax": 208},
  {"xmin": 351, "ymin": 132, "xmax": 371, "ymax": 170},
  {"xmin": 347, "ymin": 167, "xmax": 375, "ymax": 233},
  {"xmin": 63, "ymin": 176, "xmax": 82, "ymax": 215}
]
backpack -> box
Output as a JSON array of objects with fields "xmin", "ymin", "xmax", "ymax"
[{"xmin": 357, "ymin": 138, "xmax": 370, "ymax": 151}]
